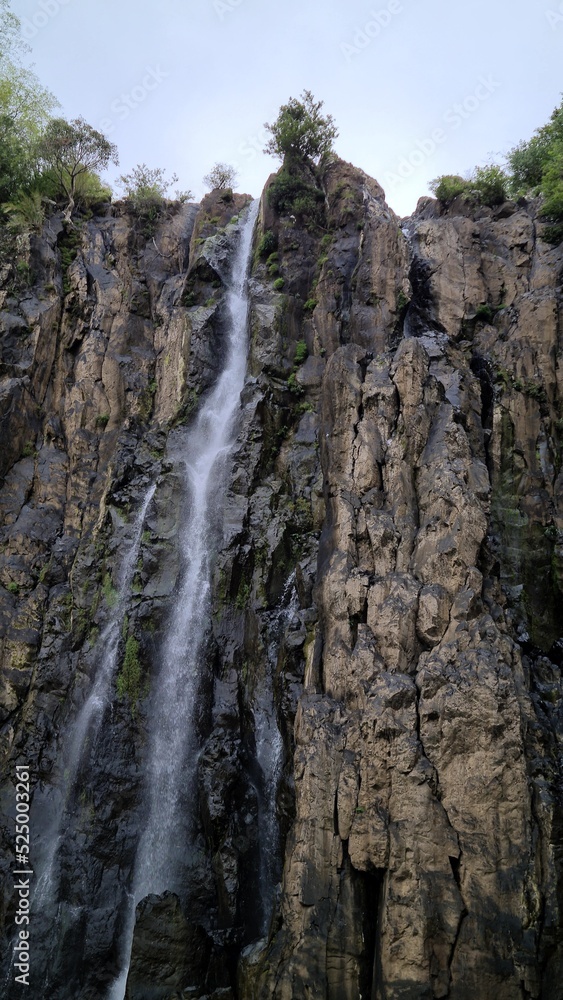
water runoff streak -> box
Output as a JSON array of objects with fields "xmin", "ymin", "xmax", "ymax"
[
  {"xmin": 1, "ymin": 485, "xmax": 156, "ymax": 996},
  {"xmin": 109, "ymin": 198, "xmax": 259, "ymax": 1000},
  {"xmin": 33, "ymin": 485, "xmax": 156, "ymax": 912},
  {"xmin": 254, "ymin": 575, "xmax": 298, "ymax": 932}
]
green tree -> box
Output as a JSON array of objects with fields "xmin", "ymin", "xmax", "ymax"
[
  {"xmin": 507, "ymin": 96, "xmax": 563, "ymax": 242},
  {"xmin": 470, "ymin": 164, "xmax": 508, "ymax": 206},
  {"xmin": 264, "ymin": 90, "xmax": 338, "ymax": 166},
  {"xmin": 0, "ymin": 64, "xmax": 58, "ymax": 202},
  {"xmin": 508, "ymin": 97, "xmax": 563, "ymax": 194},
  {"xmin": 0, "ymin": 0, "xmax": 28, "ymax": 64},
  {"xmin": 37, "ymin": 117, "xmax": 118, "ymax": 222},
  {"xmin": 429, "ymin": 174, "xmax": 468, "ymax": 204},
  {"xmin": 203, "ymin": 162, "xmax": 238, "ymax": 190},
  {"xmin": 0, "ymin": 0, "xmax": 59, "ymax": 207},
  {"xmin": 118, "ymin": 163, "xmax": 191, "ymax": 208}
]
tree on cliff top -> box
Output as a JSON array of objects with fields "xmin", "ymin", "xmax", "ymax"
[
  {"xmin": 263, "ymin": 90, "xmax": 338, "ymax": 167},
  {"xmin": 37, "ymin": 117, "xmax": 118, "ymax": 222},
  {"xmin": 203, "ymin": 162, "xmax": 238, "ymax": 191}
]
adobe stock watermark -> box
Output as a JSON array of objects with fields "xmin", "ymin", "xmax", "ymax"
[
  {"xmin": 384, "ymin": 74, "xmax": 501, "ymax": 191},
  {"xmin": 20, "ymin": 0, "xmax": 75, "ymax": 40},
  {"xmin": 546, "ymin": 1, "xmax": 563, "ymax": 25},
  {"xmin": 214, "ymin": 0, "xmax": 246, "ymax": 20},
  {"xmin": 98, "ymin": 66, "xmax": 170, "ymax": 137},
  {"xmin": 341, "ymin": 0, "xmax": 404, "ymax": 61}
]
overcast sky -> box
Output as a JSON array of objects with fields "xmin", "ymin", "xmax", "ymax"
[{"xmin": 14, "ymin": 0, "xmax": 563, "ymax": 216}]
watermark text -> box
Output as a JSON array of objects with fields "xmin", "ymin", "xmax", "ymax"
[{"xmin": 13, "ymin": 764, "xmax": 32, "ymax": 986}]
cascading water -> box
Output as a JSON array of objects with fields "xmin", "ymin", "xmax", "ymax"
[
  {"xmin": 254, "ymin": 575, "xmax": 298, "ymax": 933},
  {"xmin": 109, "ymin": 198, "xmax": 260, "ymax": 1000},
  {"xmin": 3, "ymin": 485, "xmax": 156, "ymax": 995}
]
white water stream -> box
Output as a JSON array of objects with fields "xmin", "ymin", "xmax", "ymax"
[
  {"xmin": 108, "ymin": 198, "xmax": 259, "ymax": 1000},
  {"xmin": 33, "ymin": 484, "xmax": 156, "ymax": 914},
  {"xmin": 254, "ymin": 575, "xmax": 298, "ymax": 932}
]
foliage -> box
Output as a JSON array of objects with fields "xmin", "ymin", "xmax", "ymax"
[
  {"xmin": 430, "ymin": 165, "xmax": 508, "ymax": 208},
  {"xmin": 475, "ymin": 303, "xmax": 494, "ymax": 323},
  {"xmin": 264, "ymin": 90, "xmax": 338, "ymax": 165},
  {"xmin": 117, "ymin": 635, "xmax": 142, "ymax": 712},
  {"xmin": 267, "ymin": 169, "xmax": 325, "ymax": 222},
  {"xmin": 0, "ymin": 61, "xmax": 59, "ymax": 203},
  {"xmin": 203, "ymin": 161, "xmax": 238, "ymax": 190},
  {"xmin": 294, "ymin": 339, "xmax": 308, "ymax": 363},
  {"xmin": 58, "ymin": 223, "xmax": 83, "ymax": 294},
  {"xmin": 3, "ymin": 189, "xmax": 44, "ymax": 232},
  {"xmin": 429, "ymin": 174, "xmax": 467, "ymax": 204},
  {"xmin": 508, "ymin": 97, "xmax": 563, "ymax": 194},
  {"xmin": 0, "ymin": 0, "xmax": 28, "ymax": 64},
  {"xmin": 470, "ymin": 164, "xmax": 508, "ymax": 206},
  {"xmin": 273, "ymin": 276, "xmax": 285, "ymax": 290},
  {"xmin": 255, "ymin": 229, "xmax": 277, "ymax": 260},
  {"xmin": 286, "ymin": 371, "xmax": 303, "ymax": 395},
  {"xmin": 102, "ymin": 572, "xmax": 118, "ymax": 608},
  {"xmin": 118, "ymin": 163, "xmax": 191, "ymax": 207},
  {"xmin": 506, "ymin": 97, "xmax": 563, "ymax": 243},
  {"xmin": 37, "ymin": 117, "xmax": 118, "ymax": 220}
]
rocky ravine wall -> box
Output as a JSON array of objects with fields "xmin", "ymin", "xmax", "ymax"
[{"xmin": 0, "ymin": 159, "xmax": 562, "ymax": 1000}]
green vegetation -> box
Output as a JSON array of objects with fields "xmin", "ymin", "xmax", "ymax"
[
  {"xmin": 273, "ymin": 276, "xmax": 285, "ymax": 290},
  {"xmin": 287, "ymin": 371, "xmax": 304, "ymax": 396},
  {"xmin": 0, "ymin": 2, "xmax": 192, "ymax": 242},
  {"xmin": 294, "ymin": 339, "xmax": 308, "ymax": 363},
  {"xmin": 102, "ymin": 572, "xmax": 118, "ymax": 608},
  {"xmin": 264, "ymin": 90, "xmax": 338, "ymax": 166},
  {"xmin": 430, "ymin": 97, "xmax": 563, "ymax": 242},
  {"xmin": 118, "ymin": 163, "xmax": 191, "ymax": 207},
  {"xmin": 475, "ymin": 303, "xmax": 494, "ymax": 323},
  {"xmin": 235, "ymin": 580, "xmax": 251, "ymax": 610},
  {"xmin": 116, "ymin": 635, "xmax": 142, "ymax": 713},
  {"xmin": 96, "ymin": 413, "xmax": 110, "ymax": 428},
  {"xmin": 255, "ymin": 229, "xmax": 278, "ymax": 262},
  {"xmin": 37, "ymin": 117, "xmax": 118, "ymax": 222},
  {"xmin": 396, "ymin": 289, "xmax": 410, "ymax": 312},
  {"xmin": 7, "ymin": 581, "xmax": 19, "ymax": 595},
  {"xmin": 267, "ymin": 169, "xmax": 325, "ymax": 224},
  {"xmin": 303, "ymin": 298, "xmax": 317, "ymax": 312},
  {"xmin": 430, "ymin": 165, "xmax": 508, "ymax": 207},
  {"xmin": 203, "ymin": 162, "xmax": 238, "ymax": 190}
]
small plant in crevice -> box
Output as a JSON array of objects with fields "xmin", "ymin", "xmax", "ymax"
[
  {"xmin": 176, "ymin": 387, "xmax": 199, "ymax": 425},
  {"xmin": 255, "ymin": 229, "xmax": 278, "ymax": 262},
  {"xmin": 102, "ymin": 572, "xmax": 118, "ymax": 608},
  {"xmin": 58, "ymin": 224, "xmax": 83, "ymax": 295},
  {"xmin": 294, "ymin": 339, "xmax": 308, "ymax": 364},
  {"xmin": 116, "ymin": 635, "xmax": 142, "ymax": 715},
  {"xmin": 286, "ymin": 371, "xmax": 304, "ymax": 396},
  {"xmin": 273, "ymin": 277, "xmax": 285, "ymax": 291},
  {"xmin": 475, "ymin": 303, "xmax": 494, "ymax": 323},
  {"xmin": 235, "ymin": 579, "xmax": 251, "ymax": 610},
  {"xmin": 396, "ymin": 289, "xmax": 410, "ymax": 312}
]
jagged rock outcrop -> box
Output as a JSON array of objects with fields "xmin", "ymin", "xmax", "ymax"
[{"xmin": 0, "ymin": 159, "xmax": 562, "ymax": 1000}]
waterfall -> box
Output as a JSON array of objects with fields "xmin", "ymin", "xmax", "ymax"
[
  {"xmin": 109, "ymin": 198, "xmax": 259, "ymax": 1000},
  {"xmin": 254, "ymin": 575, "xmax": 298, "ymax": 933},
  {"xmin": 34, "ymin": 485, "xmax": 155, "ymax": 908},
  {"xmin": 2, "ymin": 484, "xmax": 156, "ymax": 996}
]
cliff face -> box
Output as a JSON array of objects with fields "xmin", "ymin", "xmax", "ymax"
[{"xmin": 0, "ymin": 161, "xmax": 562, "ymax": 1000}]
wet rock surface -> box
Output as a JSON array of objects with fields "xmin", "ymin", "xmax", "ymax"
[{"xmin": 0, "ymin": 164, "xmax": 562, "ymax": 999}]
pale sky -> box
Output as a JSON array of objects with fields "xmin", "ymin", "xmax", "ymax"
[{"xmin": 14, "ymin": 0, "xmax": 563, "ymax": 217}]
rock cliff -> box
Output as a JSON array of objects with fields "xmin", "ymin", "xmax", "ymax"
[{"xmin": 0, "ymin": 160, "xmax": 562, "ymax": 999}]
